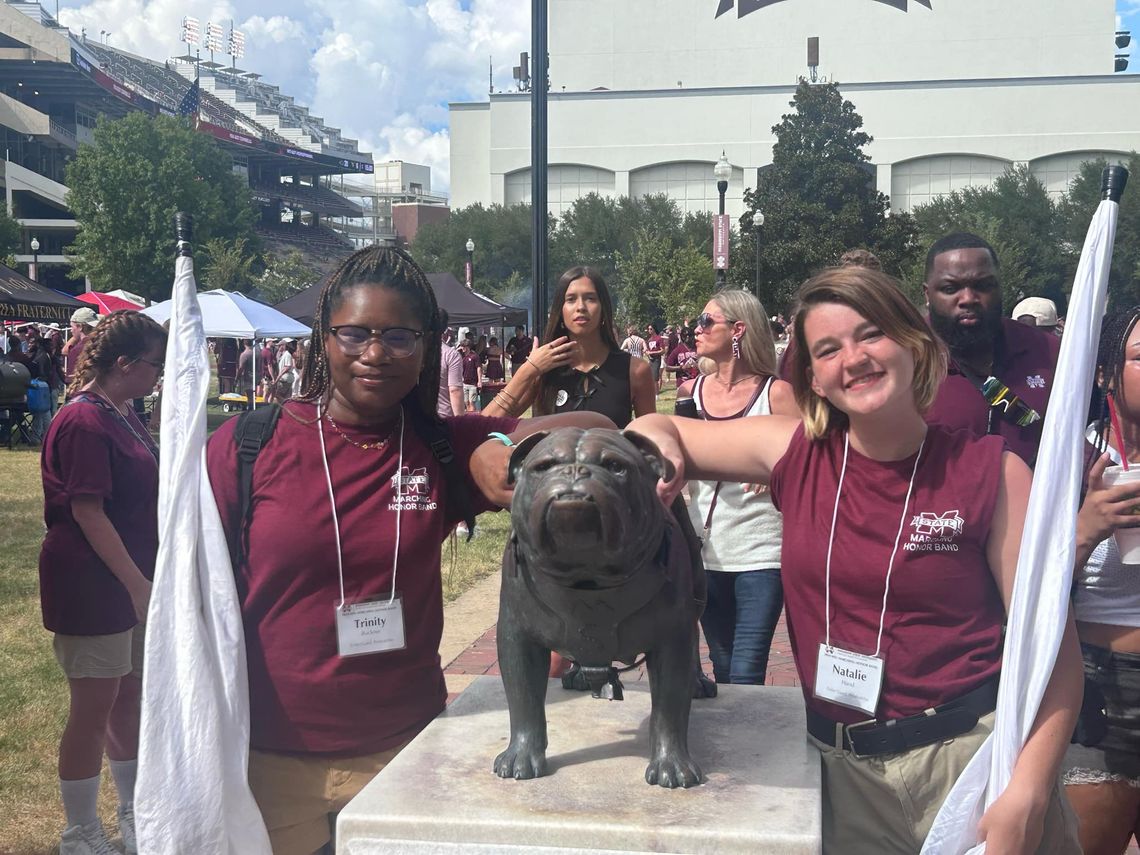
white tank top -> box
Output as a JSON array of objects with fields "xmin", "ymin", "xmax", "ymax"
[
  {"xmin": 1075, "ymin": 427, "xmax": 1140, "ymax": 627},
  {"xmin": 686, "ymin": 376, "xmax": 783, "ymax": 572}
]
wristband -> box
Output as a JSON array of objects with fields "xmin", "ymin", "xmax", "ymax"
[{"xmin": 487, "ymin": 431, "xmax": 515, "ymax": 447}]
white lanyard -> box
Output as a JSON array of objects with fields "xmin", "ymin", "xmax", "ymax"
[
  {"xmin": 822, "ymin": 431, "xmax": 924, "ymax": 656},
  {"xmin": 318, "ymin": 402, "xmax": 405, "ymax": 607}
]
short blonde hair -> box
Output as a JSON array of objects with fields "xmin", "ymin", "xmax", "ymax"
[{"xmin": 789, "ymin": 266, "xmax": 947, "ymax": 439}]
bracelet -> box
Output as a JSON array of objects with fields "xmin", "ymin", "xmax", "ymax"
[
  {"xmin": 492, "ymin": 392, "xmax": 521, "ymax": 418},
  {"xmin": 487, "ymin": 431, "xmax": 514, "ymax": 447},
  {"xmin": 525, "ymin": 356, "xmax": 540, "ymax": 371}
]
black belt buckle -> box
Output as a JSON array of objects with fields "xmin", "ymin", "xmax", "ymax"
[{"xmin": 844, "ymin": 718, "xmax": 883, "ymax": 759}]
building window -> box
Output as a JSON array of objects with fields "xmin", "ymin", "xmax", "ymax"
[
  {"xmin": 1029, "ymin": 152, "xmax": 1129, "ymax": 200},
  {"xmin": 890, "ymin": 155, "xmax": 1011, "ymax": 213},
  {"xmin": 504, "ymin": 165, "xmax": 616, "ymax": 215},
  {"xmin": 629, "ymin": 161, "xmax": 744, "ymax": 215}
]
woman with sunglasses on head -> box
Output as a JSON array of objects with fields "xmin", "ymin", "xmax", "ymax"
[
  {"xmin": 1065, "ymin": 306, "xmax": 1140, "ymax": 855},
  {"xmin": 40, "ymin": 310, "xmax": 167, "ymax": 855},
  {"xmin": 629, "ymin": 265, "xmax": 1082, "ymax": 854},
  {"xmin": 205, "ymin": 247, "xmax": 606, "ymax": 855},
  {"xmin": 482, "ymin": 266, "xmax": 656, "ymax": 428},
  {"xmin": 675, "ymin": 291, "xmax": 798, "ymax": 687}
]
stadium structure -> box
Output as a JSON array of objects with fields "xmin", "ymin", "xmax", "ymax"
[{"xmin": 0, "ymin": 0, "xmax": 396, "ymax": 292}]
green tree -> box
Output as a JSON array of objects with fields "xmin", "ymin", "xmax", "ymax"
[
  {"xmin": 66, "ymin": 112, "xmax": 257, "ymax": 301},
  {"xmin": 256, "ymin": 250, "xmax": 319, "ymax": 305},
  {"xmin": 201, "ymin": 237, "xmax": 256, "ymax": 292},
  {"xmin": 1057, "ymin": 153, "xmax": 1140, "ymax": 308},
  {"xmin": 656, "ymin": 244, "xmax": 715, "ymax": 324},
  {"xmin": 735, "ymin": 80, "xmax": 918, "ymax": 311},
  {"xmin": 0, "ymin": 206, "xmax": 22, "ymax": 260},
  {"xmin": 910, "ymin": 164, "xmax": 1065, "ymax": 309},
  {"xmin": 614, "ymin": 228, "xmax": 674, "ymax": 327}
]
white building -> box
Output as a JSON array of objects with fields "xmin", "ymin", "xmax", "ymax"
[{"xmin": 449, "ymin": 0, "xmax": 1139, "ymax": 218}]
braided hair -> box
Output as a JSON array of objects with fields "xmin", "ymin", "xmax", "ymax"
[
  {"xmin": 297, "ymin": 245, "xmax": 443, "ymax": 423},
  {"xmin": 66, "ymin": 310, "xmax": 168, "ymax": 398},
  {"xmin": 1088, "ymin": 306, "xmax": 1140, "ymax": 466}
]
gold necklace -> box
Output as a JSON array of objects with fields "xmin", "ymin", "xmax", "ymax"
[
  {"xmin": 711, "ymin": 373, "xmax": 760, "ymax": 391},
  {"xmin": 324, "ymin": 411, "xmax": 392, "ymax": 450}
]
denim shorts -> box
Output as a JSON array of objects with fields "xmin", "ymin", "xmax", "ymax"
[{"xmin": 1063, "ymin": 642, "xmax": 1140, "ymax": 785}]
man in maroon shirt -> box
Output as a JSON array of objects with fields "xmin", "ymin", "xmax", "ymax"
[{"xmin": 921, "ymin": 233, "xmax": 1060, "ymax": 467}]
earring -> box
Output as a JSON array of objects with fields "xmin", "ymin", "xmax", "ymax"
[{"xmin": 731, "ymin": 335, "xmax": 742, "ymax": 360}]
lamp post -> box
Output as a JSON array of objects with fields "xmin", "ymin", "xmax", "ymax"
[
  {"xmin": 753, "ymin": 211, "xmax": 764, "ymax": 300},
  {"xmin": 713, "ymin": 152, "xmax": 732, "ymax": 288},
  {"xmin": 465, "ymin": 238, "xmax": 475, "ymax": 289},
  {"xmin": 30, "ymin": 235, "xmax": 39, "ymax": 281}
]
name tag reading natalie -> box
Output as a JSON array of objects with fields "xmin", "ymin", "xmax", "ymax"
[
  {"xmin": 335, "ymin": 598, "xmax": 407, "ymax": 657},
  {"xmin": 813, "ymin": 643, "xmax": 885, "ymax": 717}
]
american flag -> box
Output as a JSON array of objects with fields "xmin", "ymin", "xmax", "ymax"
[{"xmin": 177, "ymin": 77, "xmax": 200, "ymax": 119}]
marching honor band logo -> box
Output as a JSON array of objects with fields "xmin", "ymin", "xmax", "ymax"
[
  {"xmin": 905, "ymin": 510, "xmax": 964, "ymax": 552},
  {"xmin": 390, "ymin": 466, "xmax": 438, "ymax": 511},
  {"xmin": 716, "ymin": 0, "xmax": 931, "ymax": 18}
]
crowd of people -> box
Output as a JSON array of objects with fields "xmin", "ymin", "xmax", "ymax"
[{"xmin": 27, "ymin": 233, "xmax": 1138, "ymax": 855}]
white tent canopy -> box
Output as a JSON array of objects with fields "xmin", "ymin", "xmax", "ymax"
[{"xmin": 141, "ymin": 289, "xmax": 311, "ymax": 338}]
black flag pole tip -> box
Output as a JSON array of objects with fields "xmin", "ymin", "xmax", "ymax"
[{"xmin": 1102, "ymin": 166, "xmax": 1129, "ymax": 203}]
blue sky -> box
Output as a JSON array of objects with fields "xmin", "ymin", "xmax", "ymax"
[{"xmin": 51, "ymin": 1, "xmax": 1140, "ymax": 192}]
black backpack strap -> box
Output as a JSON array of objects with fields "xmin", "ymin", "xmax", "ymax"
[
  {"xmin": 230, "ymin": 404, "xmax": 282, "ymax": 567},
  {"xmin": 406, "ymin": 404, "xmax": 476, "ymax": 541}
]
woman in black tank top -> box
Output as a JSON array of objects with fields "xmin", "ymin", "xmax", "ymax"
[{"xmin": 481, "ymin": 266, "xmax": 656, "ymax": 429}]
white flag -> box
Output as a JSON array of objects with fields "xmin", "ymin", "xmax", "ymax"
[
  {"xmin": 923, "ymin": 175, "xmax": 1126, "ymax": 853},
  {"xmin": 135, "ymin": 248, "xmax": 271, "ymax": 853}
]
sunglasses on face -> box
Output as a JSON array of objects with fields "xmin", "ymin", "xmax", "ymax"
[
  {"xmin": 329, "ymin": 325, "xmax": 424, "ymax": 358},
  {"xmin": 695, "ymin": 313, "xmax": 729, "ymax": 330}
]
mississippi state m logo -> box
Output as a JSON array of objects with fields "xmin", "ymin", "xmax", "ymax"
[
  {"xmin": 911, "ymin": 510, "xmax": 965, "ymax": 537},
  {"xmin": 716, "ymin": 0, "xmax": 931, "ymax": 18},
  {"xmin": 392, "ymin": 466, "xmax": 429, "ymax": 497}
]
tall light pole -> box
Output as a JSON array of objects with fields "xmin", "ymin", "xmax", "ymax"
[
  {"xmin": 713, "ymin": 152, "xmax": 732, "ymax": 288},
  {"xmin": 753, "ymin": 211, "xmax": 764, "ymax": 300},
  {"xmin": 30, "ymin": 235, "xmax": 39, "ymax": 281},
  {"xmin": 531, "ymin": 0, "xmax": 549, "ymax": 329},
  {"xmin": 465, "ymin": 238, "xmax": 475, "ymax": 289}
]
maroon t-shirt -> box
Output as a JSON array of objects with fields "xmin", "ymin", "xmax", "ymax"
[
  {"xmin": 770, "ymin": 424, "xmax": 1006, "ymax": 724},
  {"xmin": 207, "ymin": 401, "xmax": 517, "ymax": 755},
  {"xmin": 461, "ymin": 351, "xmax": 481, "ymax": 385},
  {"xmin": 666, "ymin": 343, "xmax": 699, "ymax": 386},
  {"xmin": 39, "ymin": 397, "xmax": 159, "ymax": 635},
  {"xmin": 63, "ymin": 336, "xmax": 86, "ymax": 383},
  {"xmin": 926, "ymin": 318, "xmax": 1059, "ymax": 467}
]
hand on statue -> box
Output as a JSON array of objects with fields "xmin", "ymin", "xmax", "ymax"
[{"xmin": 527, "ymin": 336, "xmax": 577, "ymax": 374}]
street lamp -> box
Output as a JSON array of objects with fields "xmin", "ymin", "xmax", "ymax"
[
  {"xmin": 713, "ymin": 152, "xmax": 732, "ymax": 287},
  {"xmin": 753, "ymin": 211, "xmax": 765, "ymax": 300},
  {"xmin": 30, "ymin": 235, "xmax": 39, "ymax": 281},
  {"xmin": 465, "ymin": 238, "xmax": 475, "ymax": 289}
]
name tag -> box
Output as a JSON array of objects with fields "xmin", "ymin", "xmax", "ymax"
[
  {"xmin": 335, "ymin": 597, "xmax": 406, "ymax": 657},
  {"xmin": 813, "ymin": 643, "xmax": 885, "ymax": 717}
]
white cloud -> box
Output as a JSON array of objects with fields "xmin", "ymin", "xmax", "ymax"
[{"xmin": 57, "ymin": 0, "xmax": 530, "ymax": 192}]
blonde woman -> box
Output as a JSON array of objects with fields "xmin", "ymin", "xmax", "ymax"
[{"xmin": 675, "ymin": 290, "xmax": 797, "ymax": 685}]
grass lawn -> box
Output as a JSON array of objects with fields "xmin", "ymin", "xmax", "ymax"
[{"xmin": 0, "ymin": 385, "xmax": 679, "ymax": 854}]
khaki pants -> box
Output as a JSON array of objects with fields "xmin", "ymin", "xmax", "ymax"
[
  {"xmin": 248, "ymin": 744, "xmax": 406, "ymax": 855},
  {"xmin": 809, "ymin": 711, "xmax": 1081, "ymax": 854}
]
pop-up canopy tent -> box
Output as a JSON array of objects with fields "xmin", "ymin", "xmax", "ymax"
[
  {"xmin": 275, "ymin": 272, "xmax": 527, "ymax": 328},
  {"xmin": 0, "ymin": 264, "xmax": 83, "ymax": 323},
  {"xmin": 77, "ymin": 291, "xmax": 141, "ymax": 313},
  {"xmin": 142, "ymin": 290, "xmax": 311, "ymax": 409}
]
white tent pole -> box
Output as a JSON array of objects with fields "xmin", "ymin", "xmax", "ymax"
[{"xmin": 251, "ymin": 340, "xmax": 256, "ymax": 411}]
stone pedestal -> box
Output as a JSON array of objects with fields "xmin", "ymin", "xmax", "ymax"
[{"xmin": 338, "ymin": 677, "xmax": 821, "ymax": 854}]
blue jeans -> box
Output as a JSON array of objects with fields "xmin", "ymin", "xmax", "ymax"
[{"xmin": 700, "ymin": 568, "xmax": 783, "ymax": 685}]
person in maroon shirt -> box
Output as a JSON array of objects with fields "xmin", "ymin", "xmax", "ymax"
[
  {"xmin": 922, "ymin": 233, "xmax": 1060, "ymax": 468},
  {"xmin": 629, "ymin": 265, "xmax": 1081, "ymax": 853},
  {"xmin": 665, "ymin": 327, "xmax": 699, "ymax": 388},
  {"xmin": 206, "ymin": 246, "xmax": 605, "ymax": 855},
  {"xmin": 41, "ymin": 310, "xmax": 166, "ymax": 855}
]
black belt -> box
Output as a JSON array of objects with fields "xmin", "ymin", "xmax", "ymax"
[{"xmin": 806, "ymin": 678, "xmax": 999, "ymax": 758}]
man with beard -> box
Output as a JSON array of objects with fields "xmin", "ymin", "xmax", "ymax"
[{"xmin": 923, "ymin": 233, "xmax": 1059, "ymax": 467}]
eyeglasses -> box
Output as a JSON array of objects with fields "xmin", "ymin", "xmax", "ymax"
[
  {"xmin": 133, "ymin": 357, "xmax": 164, "ymax": 369},
  {"xmin": 695, "ymin": 313, "xmax": 729, "ymax": 330},
  {"xmin": 329, "ymin": 325, "xmax": 424, "ymax": 358}
]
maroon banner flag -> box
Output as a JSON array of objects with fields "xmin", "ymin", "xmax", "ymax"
[{"xmin": 713, "ymin": 214, "xmax": 731, "ymax": 270}]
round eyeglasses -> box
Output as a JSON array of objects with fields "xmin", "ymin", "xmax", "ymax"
[{"xmin": 329, "ymin": 326, "xmax": 424, "ymax": 358}]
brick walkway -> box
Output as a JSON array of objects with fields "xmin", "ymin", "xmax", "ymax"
[{"xmin": 443, "ymin": 612, "xmax": 798, "ymax": 703}]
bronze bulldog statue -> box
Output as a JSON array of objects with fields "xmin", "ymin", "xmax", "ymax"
[{"xmin": 493, "ymin": 427, "xmax": 708, "ymax": 788}]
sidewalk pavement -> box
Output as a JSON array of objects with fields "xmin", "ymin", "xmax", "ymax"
[{"xmin": 440, "ymin": 571, "xmax": 798, "ymax": 704}]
